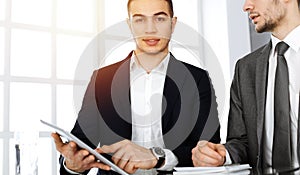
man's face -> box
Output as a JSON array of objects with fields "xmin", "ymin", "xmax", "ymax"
[
  {"xmin": 127, "ymin": 0, "xmax": 176, "ymax": 55},
  {"xmin": 243, "ymin": 0, "xmax": 286, "ymax": 33}
]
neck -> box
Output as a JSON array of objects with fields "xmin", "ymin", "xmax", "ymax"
[
  {"xmin": 272, "ymin": 21, "xmax": 300, "ymax": 40},
  {"xmin": 134, "ymin": 51, "xmax": 169, "ymax": 73},
  {"xmin": 272, "ymin": 5, "xmax": 300, "ymax": 40}
]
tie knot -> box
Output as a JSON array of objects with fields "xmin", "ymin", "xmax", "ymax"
[{"xmin": 276, "ymin": 41, "xmax": 289, "ymax": 56}]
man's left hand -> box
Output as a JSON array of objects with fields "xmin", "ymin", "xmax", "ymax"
[{"xmin": 96, "ymin": 140, "xmax": 157, "ymax": 174}]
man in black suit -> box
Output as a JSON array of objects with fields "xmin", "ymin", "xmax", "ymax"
[
  {"xmin": 52, "ymin": 0, "xmax": 220, "ymax": 174},
  {"xmin": 192, "ymin": 0, "xmax": 300, "ymax": 172}
]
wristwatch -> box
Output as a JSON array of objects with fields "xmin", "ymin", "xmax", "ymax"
[{"xmin": 150, "ymin": 147, "xmax": 165, "ymax": 168}]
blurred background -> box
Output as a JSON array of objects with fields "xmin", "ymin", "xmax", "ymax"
[{"xmin": 0, "ymin": 0, "xmax": 269, "ymax": 174}]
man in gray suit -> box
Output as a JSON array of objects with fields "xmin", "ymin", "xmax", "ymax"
[{"xmin": 191, "ymin": 0, "xmax": 300, "ymax": 171}]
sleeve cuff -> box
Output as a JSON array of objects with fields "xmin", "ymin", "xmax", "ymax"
[
  {"xmin": 224, "ymin": 150, "xmax": 233, "ymax": 165},
  {"xmin": 157, "ymin": 149, "xmax": 178, "ymax": 171},
  {"xmin": 62, "ymin": 157, "xmax": 82, "ymax": 175}
]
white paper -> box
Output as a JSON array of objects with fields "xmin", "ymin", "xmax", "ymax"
[{"xmin": 174, "ymin": 164, "xmax": 251, "ymax": 175}]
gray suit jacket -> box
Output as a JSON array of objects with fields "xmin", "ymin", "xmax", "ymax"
[{"xmin": 225, "ymin": 41, "xmax": 272, "ymax": 168}]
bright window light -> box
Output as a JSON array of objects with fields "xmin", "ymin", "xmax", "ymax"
[
  {"xmin": 57, "ymin": 0, "xmax": 95, "ymax": 32},
  {"xmin": 11, "ymin": 0, "xmax": 52, "ymax": 26},
  {"xmin": 171, "ymin": 47, "xmax": 202, "ymax": 68},
  {"xmin": 0, "ymin": 82, "xmax": 3, "ymax": 131},
  {"xmin": 0, "ymin": 27, "xmax": 4, "ymax": 75},
  {"xmin": 105, "ymin": 0, "xmax": 127, "ymax": 28},
  {"xmin": 0, "ymin": 140, "xmax": 2, "ymax": 173},
  {"xmin": 10, "ymin": 29, "xmax": 51, "ymax": 78},
  {"xmin": 9, "ymin": 82, "xmax": 51, "ymax": 132},
  {"xmin": 0, "ymin": 0, "xmax": 5, "ymax": 21},
  {"xmin": 56, "ymin": 85, "xmax": 77, "ymax": 131},
  {"xmin": 102, "ymin": 41, "xmax": 135, "ymax": 67},
  {"xmin": 173, "ymin": 0, "xmax": 198, "ymax": 31},
  {"xmin": 38, "ymin": 138, "xmax": 53, "ymax": 175},
  {"xmin": 56, "ymin": 34, "xmax": 91, "ymax": 80}
]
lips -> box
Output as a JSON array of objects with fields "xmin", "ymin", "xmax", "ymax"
[
  {"xmin": 143, "ymin": 38, "xmax": 160, "ymax": 46},
  {"xmin": 249, "ymin": 13, "xmax": 260, "ymax": 23}
]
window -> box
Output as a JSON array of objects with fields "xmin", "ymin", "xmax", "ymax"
[
  {"xmin": 0, "ymin": 0, "xmax": 5, "ymax": 21},
  {"xmin": 10, "ymin": 29, "xmax": 52, "ymax": 78},
  {"xmin": 11, "ymin": 0, "xmax": 52, "ymax": 27},
  {"xmin": 0, "ymin": 27, "xmax": 4, "ymax": 75},
  {"xmin": 0, "ymin": 82, "xmax": 3, "ymax": 131},
  {"xmin": 56, "ymin": 34, "xmax": 91, "ymax": 79},
  {"xmin": 1, "ymin": 0, "xmax": 98, "ymax": 174}
]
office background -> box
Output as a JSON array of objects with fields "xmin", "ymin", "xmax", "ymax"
[{"xmin": 0, "ymin": 0, "xmax": 269, "ymax": 174}]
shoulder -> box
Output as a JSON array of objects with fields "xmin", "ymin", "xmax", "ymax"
[
  {"xmin": 95, "ymin": 52, "xmax": 133, "ymax": 77},
  {"xmin": 170, "ymin": 54, "xmax": 207, "ymax": 77},
  {"xmin": 236, "ymin": 42, "xmax": 270, "ymax": 66}
]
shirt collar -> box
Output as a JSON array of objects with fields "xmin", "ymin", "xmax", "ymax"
[
  {"xmin": 130, "ymin": 51, "xmax": 170, "ymax": 74},
  {"xmin": 271, "ymin": 25, "xmax": 300, "ymax": 54}
]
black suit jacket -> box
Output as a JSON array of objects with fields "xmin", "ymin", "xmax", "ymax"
[
  {"xmin": 225, "ymin": 41, "xmax": 273, "ymax": 168},
  {"xmin": 60, "ymin": 51, "xmax": 220, "ymax": 174}
]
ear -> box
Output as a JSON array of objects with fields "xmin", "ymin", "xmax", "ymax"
[{"xmin": 171, "ymin": 17, "xmax": 177, "ymax": 33}]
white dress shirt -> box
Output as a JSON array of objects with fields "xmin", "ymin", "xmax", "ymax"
[
  {"xmin": 64, "ymin": 52, "xmax": 178, "ymax": 174},
  {"xmin": 130, "ymin": 52, "xmax": 178, "ymax": 173},
  {"xmin": 264, "ymin": 26, "xmax": 300, "ymax": 167}
]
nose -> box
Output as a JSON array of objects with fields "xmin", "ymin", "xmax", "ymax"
[
  {"xmin": 243, "ymin": 0, "xmax": 254, "ymax": 12},
  {"xmin": 145, "ymin": 17, "xmax": 157, "ymax": 33}
]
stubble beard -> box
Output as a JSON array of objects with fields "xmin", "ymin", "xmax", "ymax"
[{"xmin": 255, "ymin": 8, "xmax": 285, "ymax": 33}]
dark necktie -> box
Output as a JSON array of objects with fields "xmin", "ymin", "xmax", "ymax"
[{"xmin": 272, "ymin": 41, "xmax": 292, "ymax": 169}]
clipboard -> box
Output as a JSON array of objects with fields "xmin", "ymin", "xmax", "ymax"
[{"xmin": 40, "ymin": 120, "xmax": 128, "ymax": 175}]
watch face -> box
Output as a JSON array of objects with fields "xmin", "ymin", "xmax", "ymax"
[{"xmin": 154, "ymin": 147, "xmax": 165, "ymax": 157}]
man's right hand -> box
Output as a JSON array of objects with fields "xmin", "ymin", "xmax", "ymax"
[
  {"xmin": 51, "ymin": 133, "xmax": 111, "ymax": 173},
  {"xmin": 191, "ymin": 140, "xmax": 226, "ymax": 167}
]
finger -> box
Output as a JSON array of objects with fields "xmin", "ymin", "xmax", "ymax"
[
  {"xmin": 101, "ymin": 141, "xmax": 123, "ymax": 153},
  {"xmin": 199, "ymin": 144, "xmax": 222, "ymax": 159},
  {"xmin": 192, "ymin": 148, "xmax": 221, "ymax": 166},
  {"xmin": 124, "ymin": 161, "xmax": 137, "ymax": 174},
  {"xmin": 82, "ymin": 154, "xmax": 96, "ymax": 166},
  {"xmin": 193, "ymin": 144, "xmax": 224, "ymax": 166},
  {"xmin": 65, "ymin": 141, "xmax": 80, "ymax": 158},
  {"xmin": 95, "ymin": 148, "xmax": 105, "ymax": 154},
  {"xmin": 199, "ymin": 143, "xmax": 223, "ymax": 161},
  {"xmin": 113, "ymin": 150, "xmax": 129, "ymax": 169},
  {"xmin": 75, "ymin": 149, "xmax": 90, "ymax": 159},
  {"xmin": 192, "ymin": 153, "xmax": 218, "ymax": 167},
  {"xmin": 51, "ymin": 133, "xmax": 65, "ymax": 151},
  {"xmin": 216, "ymin": 144, "xmax": 226, "ymax": 157},
  {"xmin": 90, "ymin": 161, "xmax": 111, "ymax": 171}
]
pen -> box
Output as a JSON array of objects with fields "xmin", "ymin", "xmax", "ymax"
[{"xmin": 15, "ymin": 144, "xmax": 20, "ymax": 175}]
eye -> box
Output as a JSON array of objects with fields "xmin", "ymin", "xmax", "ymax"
[
  {"xmin": 155, "ymin": 16, "xmax": 167, "ymax": 22},
  {"xmin": 154, "ymin": 15, "xmax": 169, "ymax": 23},
  {"xmin": 133, "ymin": 17, "xmax": 145, "ymax": 23}
]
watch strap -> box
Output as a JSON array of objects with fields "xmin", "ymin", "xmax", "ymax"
[{"xmin": 154, "ymin": 157, "xmax": 165, "ymax": 168}]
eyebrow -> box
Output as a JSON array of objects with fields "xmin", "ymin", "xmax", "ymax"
[{"xmin": 132, "ymin": 11, "xmax": 169, "ymax": 18}]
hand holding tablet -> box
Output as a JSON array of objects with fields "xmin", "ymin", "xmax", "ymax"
[{"xmin": 41, "ymin": 120, "xmax": 128, "ymax": 175}]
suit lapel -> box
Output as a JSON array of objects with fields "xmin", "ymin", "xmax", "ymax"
[
  {"xmin": 255, "ymin": 41, "xmax": 272, "ymax": 166},
  {"xmin": 162, "ymin": 54, "xmax": 187, "ymax": 134},
  {"xmin": 109, "ymin": 52, "xmax": 133, "ymax": 139}
]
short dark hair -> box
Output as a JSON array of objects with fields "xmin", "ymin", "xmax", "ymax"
[{"xmin": 127, "ymin": 0, "xmax": 174, "ymax": 17}]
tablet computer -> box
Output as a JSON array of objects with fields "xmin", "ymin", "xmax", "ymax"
[{"xmin": 40, "ymin": 120, "xmax": 128, "ymax": 175}]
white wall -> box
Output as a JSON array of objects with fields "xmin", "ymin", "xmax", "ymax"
[{"xmin": 200, "ymin": 0, "xmax": 251, "ymax": 143}]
